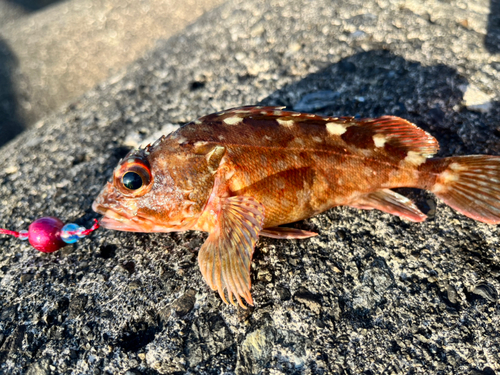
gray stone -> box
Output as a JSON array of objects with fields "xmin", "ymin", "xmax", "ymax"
[{"xmin": 0, "ymin": 0, "xmax": 225, "ymax": 146}]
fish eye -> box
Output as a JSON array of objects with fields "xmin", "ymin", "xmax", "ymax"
[
  {"xmin": 122, "ymin": 171, "xmax": 143, "ymax": 190},
  {"xmin": 114, "ymin": 156, "xmax": 152, "ymax": 196}
]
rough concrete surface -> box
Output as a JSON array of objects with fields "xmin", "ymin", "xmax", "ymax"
[
  {"xmin": 0, "ymin": 0, "xmax": 225, "ymax": 146},
  {"xmin": 1, "ymin": 0, "xmax": 500, "ymax": 373}
]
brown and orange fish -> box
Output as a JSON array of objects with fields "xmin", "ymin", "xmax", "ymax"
[{"xmin": 93, "ymin": 106, "xmax": 500, "ymax": 308}]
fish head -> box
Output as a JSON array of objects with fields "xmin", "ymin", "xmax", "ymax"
[{"xmin": 93, "ymin": 141, "xmax": 204, "ymax": 233}]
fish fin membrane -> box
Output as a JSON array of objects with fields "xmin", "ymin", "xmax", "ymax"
[
  {"xmin": 431, "ymin": 155, "xmax": 500, "ymax": 224},
  {"xmin": 261, "ymin": 227, "xmax": 318, "ymax": 239},
  {"xmin": 198, "ymin": 196, "xmax": 264, "ymax": 309},
  {"xmin": 350, "ymin": 189, "xmax": 427, "ymax": 222},
  {"xmin": 349, "ymin": 116, "xmax": 440, "ymax": 159}
]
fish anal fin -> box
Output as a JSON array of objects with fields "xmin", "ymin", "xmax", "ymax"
[
  {"xmin": 350, "ymin": 189, "xmax": 427, "ymax": 222},
  {"xmin": 198, "ymin": 196, "xmax": 264, "ymax": 309},
  {"xmin": 260, "ymin": 227, "xmax": 318, "ymax": 239}
]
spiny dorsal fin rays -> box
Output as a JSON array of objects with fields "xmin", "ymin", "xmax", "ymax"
[
  {"xmin": 193, "ymin": 108, "xmax": 439, "ymax": 161},
  {"xmin": 198, "ymin": 196, "xmax": 264, "ymax": 308}
]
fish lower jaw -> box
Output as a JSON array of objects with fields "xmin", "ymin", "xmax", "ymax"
[
  {"xmin": 92, "ymin": 203, "xmax": 151, "ymax": 232},
  {"xmin": 96, "ymin": 207, "xmax": 195, "ymax": 233},
  {"xmin": 97, "ymin": 210, "xmax": 151, "ymax": 232}
]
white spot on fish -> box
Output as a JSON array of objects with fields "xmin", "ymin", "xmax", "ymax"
[
  {"xmin": 264, "ymin": 135, "xmax": 272, "ymax": 141},
  {"xmin": 372, "ymin": 134, "xmax": 387, "ymax": 148},
  {"xmin": 440, "ymin": 170, "xmax": 459, "ymax": 184},
  {"xmin": 195, "ymin": 119, "xmax": 202, "ymax": 125},
  {"xmin": 293, "ymin": 138, "xmax": 305, "ymax": 146},
  {"xmin": 403, "ymin": 151, "xmax": 427, "ymax": 166},
  {"xmin": 449, "ymin": 162, "xmax": 468, "ymax": 172},
  {"xmin": 218, "ymin": 135, "xmax": 225, "ymax": 140},
  {"xmin": 277, "ymin": 119, "xmax": 295, "ymax": 128},
  {"xmin": 273, "ymin": 110, "xmax": 283, "ymax": 116},
  {"xmin": 326, "ymin": 122, "xmax": 347, "ymax": 135},
  {"xmin": 432, "ymin": 183, "xmax": 446, "ymax": 193},
  {"xmin": 312, "ymin": 136, "xmax": 322, "ymax": 143},
  {"xmin": 292, "ymin": 113, "xmax": 301, "ymax": 117},
  {"xmin": 223, "ymin": 117, "xmax": 243, "ymax": 125},
  {"xmin": 177, "ymin": 136, "xmax": 187, "ymax": 144}
]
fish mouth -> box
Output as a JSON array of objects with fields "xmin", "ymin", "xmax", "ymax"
[
  {"xmin": 91, "ymin": 182, "xmax": 158, "ymax": 232},
  {"xmin": 92, "ymin": 200, "xmax": 155, "ymax": 232},
  {"xmin": 92, "ymin": 182, "xmax": 196, "ymax": 233},
  {"xmin": 92, "ymin": 199, "xmax": 187, "ymax": 233}
]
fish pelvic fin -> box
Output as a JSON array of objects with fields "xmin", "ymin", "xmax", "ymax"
[
  {"xmin": 349, "ymin": 189, "xmax": 427, "ymax": 222},
  {"xmin": 260, "ymin": 227, "xmax": 318, "ymax": 239},
  {"xmin": 198, "ymin": 196, "xmax": 264, "ymax": 309},
  {"xmin": 429, "ymin": 155, "xmax": 500, "ymax": 224}
]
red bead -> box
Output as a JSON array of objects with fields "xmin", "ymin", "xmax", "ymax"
[{"xmin": 28, "ymin": 217, "xmax": 66, "ymax": 253}]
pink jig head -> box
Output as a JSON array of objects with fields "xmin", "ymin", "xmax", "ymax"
[{"xmin": 0, "ymin": 217, "xmax": 99, "ymax": 253}]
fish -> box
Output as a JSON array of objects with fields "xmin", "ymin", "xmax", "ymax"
[{"xmin": 92, "ymin": 106, "xmax": 500, "ymax": 308}]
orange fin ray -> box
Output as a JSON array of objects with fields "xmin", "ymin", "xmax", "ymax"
[
  {"xmin": 260, "ymin": 227, "xmax": 318, "ymax": 239},
  {"xmin": 344, "ymin": 116, "xmax": 439, "ymax": 160},
  {"xmin": 350, "ymin": 189, "xmax": 427, "ymax": 222},
  {"xmin": 198, "ymin": 196, "xmax": 264, "ymax": 309},
  {"xmin": 431, "ymin": 156, "xmax": 500, "ymax": 224}
]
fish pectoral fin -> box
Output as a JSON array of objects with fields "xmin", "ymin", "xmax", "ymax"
[
  {"xmin": 260, "ymin": 227, "xmax": 318, "ymax": 239},
  {"xmin": 198, "ymin": 196, "xmax": 265, "ymax": 309},
  {"xmin": 349, "ymin": 189, "xmax": 427, "ymax": 222}
]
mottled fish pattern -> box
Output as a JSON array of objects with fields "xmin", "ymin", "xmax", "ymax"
[{"xmin": 93, "ymin": 106, "xmax": 500, "ymax": 308}]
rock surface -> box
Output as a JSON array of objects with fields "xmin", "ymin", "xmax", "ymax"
[
  {"xmin": 0, "ymin": 0, "xmax": 225, "ymax": 146},
  {"xmin": 1, "ymin": 0, "xmax": 500, "ymax": 373}
]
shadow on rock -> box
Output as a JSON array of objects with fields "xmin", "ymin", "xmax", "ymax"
[
  {"xmin": 262, "ymin": 50, "xmax": 500, "ymax": 156},
  {"xmin": 486, "ymin": 0, "xmax": 500, "ymax": 53},
  {"xmin": 5, "ymin": 0, "xmax": 64, "ymax": 12},
  {"xmin": 0, "ymin": 38, "xmax": 24, "ymax": 148}
]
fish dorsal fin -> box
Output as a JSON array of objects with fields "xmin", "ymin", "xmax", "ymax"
[
  {"xmin": 198, "ymin": 196, "xmax": 264, "ymax": 308},
  {"xmin": 196, "ymin": 106, "xmax": 286, "ymax": 123},
  {"xmin": 349, "ymin": 189, "xmax": 427, "ymax": 222},
  {"xmin": 344, "ymin": 116, "xmax": 439, "ymax": 163},
  {"xmin": 191, "ymin": 108, "xmax": 438, "ymax": 164}
]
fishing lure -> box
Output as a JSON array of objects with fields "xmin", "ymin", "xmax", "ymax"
[{"xmin": 0, "ymin": 217, "xmax": 99, "ymax": 253}]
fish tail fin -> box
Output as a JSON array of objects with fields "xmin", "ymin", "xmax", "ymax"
[{"xmin": 428, "ymin": 155, "xmax": 500, "ymax": 224}]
